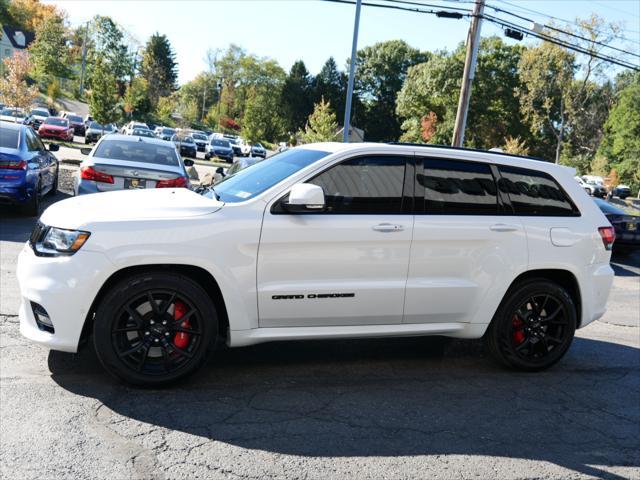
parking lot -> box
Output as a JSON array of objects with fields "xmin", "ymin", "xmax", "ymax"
[{"xmin": 0, "ymin": 186, "xmax": 638, "ymax": 479}]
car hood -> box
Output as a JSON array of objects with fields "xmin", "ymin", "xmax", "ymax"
[
  {"xmin": 40, "ymin": 188, "xmax": 223, "ymax": 230},
  {"xmin": 41, "ymin": 124, "xmax": 68, "ymax": 131}
]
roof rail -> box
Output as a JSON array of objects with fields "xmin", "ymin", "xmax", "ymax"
[{"xmin": 387, "ymin": 142, "xmax": 551, "ymax": 164}]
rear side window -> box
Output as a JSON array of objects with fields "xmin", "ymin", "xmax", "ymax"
[
  {"xmin": 498, "ymin": 166, "xmax": 579, "ymax": 216},
  {"xmin": 419, "ymin": 158, "xmax": 499, "ymax": 215},
  {"xmin": 309, "ymin": 155, "xmax": 407, "ymax": 214},
  {"xmin": 0, "ymin": 128, "xmax": 20, "ymax": 148}
]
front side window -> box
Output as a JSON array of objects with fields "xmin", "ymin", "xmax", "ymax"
[
  {"xmin": 308, "ymin": 156, "xmax": 407, "ymax": 214},
  {"xmin": 419, "ymin": 158, "xmax": 499, "ymax": 215},
  {"xmin": 498, "ymin": 166, "xmax": 579, "ymax": 216}
]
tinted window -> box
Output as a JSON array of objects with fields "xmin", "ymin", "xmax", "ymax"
[
  {"xmin": 214, "ymin": 148, "xmax": 330, "ymax": 203},
  {"xmin": 419, "ymin": 158, "xmax": 499, "ymax": 215},
  {"xmin": 94, "ymin": 139, "xmax": 180, "ymax": 166},
  {"xmin": 594, "ymin": 198, "xmax": 627, "ymax": 215},
  {"xmin": 45, "ymin": 118, "xmax": 68, "ymax": 127},
  {"xmin": 308, "ymin": 156, "xmax": 406, "ymax": 214},
  {"xmin": 213, "ymin": 139, "xmax": 230, "ymax": 147},
  {"xmin": 67, "ymin": 115, "xmax": 82, "ymax": 123},
  {"xmin": 0, "ymin": 128, "xmax": 20, "ymax": 148},
  {"xmin": 498, "ymin": 166, "xmax": 579, "ymax": 216},
  {"xmin": 25, "ymin": 129, "xmax": 42, "ymax": 151}
]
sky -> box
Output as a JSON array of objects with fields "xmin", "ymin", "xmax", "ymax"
[{"xmin": 43, "ymin": 0, "xmax": 640, "ymax": 85}]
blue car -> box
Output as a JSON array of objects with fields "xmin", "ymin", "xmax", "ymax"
[{"xmin": 0, "ymin": 121, "xmax": 60, "ymax": 216}]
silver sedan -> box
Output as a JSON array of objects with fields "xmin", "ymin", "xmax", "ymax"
[{"xmin": 74, "ymin": 134, "xmax": 194, "ymax": 195}]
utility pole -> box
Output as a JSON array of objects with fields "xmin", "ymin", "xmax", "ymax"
[
  {"xmin": 79, "ymin": 21, "xmax": 89, "ymax": 96},
  {"xmin": 201, "ymin": 83, "xmax": 207, "ymax": 122},
  {"xmin": 343, "ymin": 0, "xmax": 362, "ymax": 143},
  {"xmin": 451, "ymin": 0, "xmax": 485, "ymax": 147}
]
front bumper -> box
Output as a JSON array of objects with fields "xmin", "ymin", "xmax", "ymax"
[
  {"xmin": 17, "ymin": 244, "xmax": 114, "ymax": 352},
  {"xmin": 40, "ymin": 130, "xmax": 72, "ymax": 141}
]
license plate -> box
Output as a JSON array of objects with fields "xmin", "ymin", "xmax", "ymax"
[
  {"xmin": 628, "ymin": 222, "xmax": 637, "ymax": 232},
  {"xmin": 125, "ymin": 178, "xmax": 146, "ymax": 189}
]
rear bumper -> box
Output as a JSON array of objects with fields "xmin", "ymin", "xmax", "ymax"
[
  {"xmin": 0, "ymin": 184, "xmax": 30, "ymax": 204},
  {"xmin": 579, "ymin": 262, "xmax": 615, "ymax": 328}
]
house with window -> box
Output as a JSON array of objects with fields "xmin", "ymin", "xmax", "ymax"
[{"xmin": 0, "ymin": 25, "xmax": 35, "ymax": 63}]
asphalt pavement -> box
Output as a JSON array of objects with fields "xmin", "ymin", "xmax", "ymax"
[{"xmin": 0, "ymin": 185, "xmax": 638, "ymax": 479}]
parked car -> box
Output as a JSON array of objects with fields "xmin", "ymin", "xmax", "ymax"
[
  {"xmin": 190, "ymin": 132, "xmax": 209, "ymax": 152},
  {"xmin": 205, "ymin": 138, "xmax": 234, "ymax": 162},
  {"xmin": 0, "ymin": 121, "xmax": 59, "ymax": 215},
  {"xmin": 18, "ymin": 143, "xmax": 616, "ymax": 386},
  {"xmin": 226, "ymin": 136, "xmax": 244, "ymax": 157},
  {"xmin": 581, "ymin": 177, "xmax": 606, "ymax": 198},
  {"xmin": 74, "ymin": 134, "xmax": 193, "ymax": 195},
  {"xmin": 170, "ymin": 134, "xmax": 197, "ymax": 158},
  {"xmin": 131, "ymin": 128, "xmax": 155, "ymax": 138},
  {"xmin": 593, "ymin": 198, "xmax": 638, "ymax": 251},
  {"xmin": 61, "ymin": 113, "xmax": 86, "ymax": 136},
  {"xmin": 38, "ymin": 117, "xmax": 74, "ymax": 142},
  {"xmin": 85, "ymin": 122, "xmax": 117, "ymax": 143},
  {"xmin": 574, "ymin": 176, "xmax": 593, "ymax": 195},
  {"xmin": 250, "ymin": 142, "xmax": 267, "ymax": 158},
  {"xmin": 84, "ymin": 115, "xmax": 94, "ymax": 126},
  {"xmin": 611, "ymin": 184, "xmax": 631, "ymax": 199},
  {"xmin": 0, "ymin": 107, "xmax": 27, "ymax": 124},
  {"xmin": 155, "ymin": 127, "xmax": 176, "ymax": 141},
  {"xmin": 122, "ymin": 121, "xmax": 149, "ymax": 135},
  {"xmin": 25, "ymin": 107, "xmax": 51, "ymax": 130}
]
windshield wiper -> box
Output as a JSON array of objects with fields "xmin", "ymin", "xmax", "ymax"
[{"xmin": 209, "ymin": 187, "xmax": 220, "ymax": 201}]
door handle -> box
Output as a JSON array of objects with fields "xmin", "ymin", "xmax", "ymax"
[
  {"xmin": 490, "ymin": 223, "xmax": 520, "ymax": 232},
  {"xmin": 372, "ymin": 223, "xmax": 404, "ymax": 232}
]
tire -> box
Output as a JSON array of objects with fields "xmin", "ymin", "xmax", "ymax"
[
  {"xmin": 22, "ymin": 182, "xmax": 41, "ymax": 216},
  {"xmin": 484, "ymin": 279, "xmax": 577, "ymax": 371},
  {"xmin": 204, "ymin": 154, "xmax": 210, "ymax": 160},
  {"xmin": 93, "ymin": 271, "xmax": 219, "ymax": 386}
]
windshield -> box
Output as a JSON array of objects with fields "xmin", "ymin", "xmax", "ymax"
[
  {"xmin": 45, "ymin": 117, "xmax": 68, "ymax": 127},
  {"xmin": 594, "ymin": 198, "xmax": 628, "ymax": 215},
  {"xmin": 1, "ymin": 108, "xmax": 23, "ymax": 117},
  {"xmin": 212, "ymin": 139, "xmax": 230, "ymax": 147},
  {"xmin": 162, "ymin": 128, "xmax": 175, "ymax": 135},
  {"xmin": 213, "ymin": 147, "xmax": 330, "ymax": 203},
  {"xmin": 0, "ymin": 128, "xmax": 20, "ymax": 148},
  {"xmin": 178, "ymin": 137, "xmax": 194, "ymax": 144},
  {"xmin": 31, "ymin": 109, "xmax": 49, "ymax": 117},
  {"xmin": 89, "ymin": 122, "xmax": 113, "ymax": 130},
  {"xmin": 94, "ymin": 139, "xmax": 180, "ymax": 166},
  {"xmin": 192, "ymin": 133, "xmax": 207, "ymax": 140},
  {"xmin": 227, "ymin": 138, "xmax": 238, "ymax": 145},
  {"xmin": 67, "ymin": 115, "xmax": 83, "ymax": 123}
]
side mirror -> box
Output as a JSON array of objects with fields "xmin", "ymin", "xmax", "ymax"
[
  {"xmin": 183, "ymin": 159, "xmax": 194, "ymax": 167},
  {"xmin": 80, "ymin": 147, "xmax": 92, "ymax": 155},
  {"xmin": 215, "ymin": 166, "xmax": 225, "ymax": 174},
  {"xmin": 283, "ymin": 183, "xmax": 325, "ymax": 213},
  {"xmin": 48, "ymin": 143, "xmax": 59, "ymax": 152}
]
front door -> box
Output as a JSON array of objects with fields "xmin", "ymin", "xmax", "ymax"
[{"xmin": 257, "ymin": 155, "xmax": 414, "ymax": 328}]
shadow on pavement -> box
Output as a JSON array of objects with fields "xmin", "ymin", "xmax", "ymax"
[
  {"xmin": 49, "ymin": 335, "xmax": 639, "ymax": 479},
  {"xmin": 610, "ymin": 250, "xmax": 640, "ymax": 276},
  {"xmin": 0, "ymin": 192, "xmax": 71, "ymax": 242}
]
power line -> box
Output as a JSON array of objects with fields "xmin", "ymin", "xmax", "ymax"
[
  {"xmin": 380, "ymin": 0, "xmax": 471, "ymax": 13},
  {"xmin": 320, "ymin": 0, "xmax": 472, "ymax": 17},
  {"xmin": 482, "ymin": 13, "xmax": 639, "ymax": 70}
]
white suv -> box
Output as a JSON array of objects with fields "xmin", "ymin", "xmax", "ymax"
[{"xmin": 17, "ymin": 143, "xmax": 616, "ymax": 386}]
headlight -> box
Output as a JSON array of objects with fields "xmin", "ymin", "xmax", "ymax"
[{"xmin": 31, "ymin": 225, "xmax": 91, "ymax": 256}]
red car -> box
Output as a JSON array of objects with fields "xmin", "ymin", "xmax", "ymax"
[{"xmin": 38, "ymin": 117, "xmax": 74, "ymax": 141}]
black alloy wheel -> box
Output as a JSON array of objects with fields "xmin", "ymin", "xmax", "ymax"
[
  {"xmin": 485, "ymin": 279, "xmax": 577, "ymax": 371},
  {"xmin": 93, "ymin": 272, "xmax": 218, "ymax": 386}
]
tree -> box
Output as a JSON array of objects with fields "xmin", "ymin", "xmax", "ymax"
[
  {"xmin": 87, "ymin": 16, "xmax": 132, "ymax": 90},
  {"xmin": 2, "ymin": 0, "xmax": 61, "ymax": 32},
  {"xmin": 88, "ymin": 58, "xmax": 119, "ymax": 132},
  {"xmin": 140, "ymin": 33, "xmax": 178, "ymax": 106},
  {"xmin": 518, "ymin": 42, "xmax": 576, "ymax": 163},
  {"xmin": 298, "ymin": 98, "xmax": 338, "ymax": 144},
  {"xmin": 355, "ymin": 40, "xmax": 428, "ymax": 141},
  {"xmin": 29, "ymin": 15, "xmax": 71, "ymax": 82},
  {"xmin": 122, "ymin": 77, "xmax": 151, "ymax": 121},
  {"xmin": 597, "ymin": 78, "xmax": 640, "ymax": 193},
  {"xmin": 155, "ymin": 95, "xmax": 177, "ymax": 126},
  {"xmin": 242, "ymin": 86, "xmax": 283, "ymax": 143},
  {"xmin": 313, "ymin": 57, "xmax": 346, "ymax": 122},
  {"xmin": 280, "ymin": 60, "xmax": 313, "ymax": 133},
  {"xmin": 502, "ymin": 136, "xmax": 530, "ymax": 156},
  {"xmin": 0, "ymin": 51, "xmax": 39, "ymax": 112}
]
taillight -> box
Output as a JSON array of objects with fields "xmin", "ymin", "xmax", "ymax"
[
  {"xmin": 156, "ymin": 176, "xmax": 188, "ymax": 188},
  {"xmin": 0, "ymin": 160, "xmax": 27, "ymax": 170},
  {"xmin": 80, "ymin": 166, "xmax": 114, "ymax": 184},
  {"xmin": 598, "ymin": 226, "xmax": 616, "ymax": 251}
]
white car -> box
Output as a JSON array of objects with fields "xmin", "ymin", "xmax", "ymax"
[
  {"xmin": 0, "ymin": 107, "xmax": 27, "ymax": 123},
  {"xmin": 17, "ymin": 143, "xmax": 615, "ymax": 386},
  {"xmin": 122, "ymin": 121, "xmax": 149, "ymax": 136}
]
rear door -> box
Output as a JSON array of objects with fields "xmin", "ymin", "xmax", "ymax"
[
  {"xmin": 257, "ymin": 154, "xmax": 414, "ymax": 327},
  {"xmin": 404, "ymin": 156, "xmax": 528, "ymax": 324}
]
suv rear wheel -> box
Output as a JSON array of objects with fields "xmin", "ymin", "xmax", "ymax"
[
  {"xmin": 93, "ymin": 272, "xmax": 218, "ymax": 386},
  {"xmin": 485, "ymin": 279, "xmax": 577, "ymax": 371}
]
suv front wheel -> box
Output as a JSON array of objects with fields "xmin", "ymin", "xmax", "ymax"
[
  {"xmin": 485, "ymin": 279, "xmax": 577, "ymax": 371},
  {"xmin": 93, "ymin": 271, "xmax": 218, "ymax": 386}
]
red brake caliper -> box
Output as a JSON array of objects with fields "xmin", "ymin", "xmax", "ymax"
[
  {"xmin": 512, "ymin": 316, "xmax": 525, "ymax": 345},
  {"xmin": 173, "ymin": 300, "xmax": 191, "ymax": 349}
]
